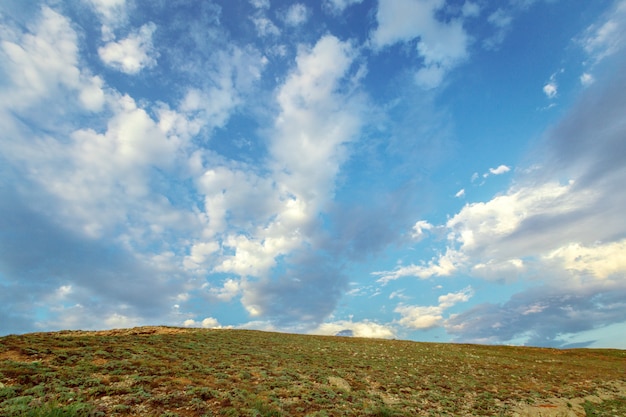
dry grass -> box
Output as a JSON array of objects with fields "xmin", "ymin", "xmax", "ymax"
[{"xmin": 1, "ymin": 327, "xmax": 625, "ymax": 416}]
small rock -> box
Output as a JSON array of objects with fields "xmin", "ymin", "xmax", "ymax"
[{"xmin": 328, "ymin": 376, "xmax": 351, "ymax": 392}]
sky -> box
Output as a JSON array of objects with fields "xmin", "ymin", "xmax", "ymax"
[{"xmin": 1, "ymin": 0, "xmax": 625, "ymax": 348}]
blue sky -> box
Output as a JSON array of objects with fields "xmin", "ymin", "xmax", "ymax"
[{"xmin": 1, "ymin": 0, "xmax": 625, "ymax": 348}]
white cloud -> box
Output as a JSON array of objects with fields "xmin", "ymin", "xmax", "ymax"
[
  {"xmin": 455, "ymin": 188, "xmax": 465, "ymax": 198},
  {"xmin": 183, "ymin": 317, "xmax": 223, "ymax": 328},
  {"xmin": 580, "ymin": 0, "xmax": 626, "ymax": 64},
  {"xmin": 98, "ymin": 22, "xmax": 158, "ymax": 74},
  {"xmin": 543, "ymin": 82, "xmax": 557, "ymax": 98},
  {"xmin": 312, "ymin": 319, "xmax": 396, "ymax": 338},
  {"xmin": 104, "ymin": 313, "xmax": 141, "ymax": 329},
  {"xmin": 249, "ymin": 0, "xmax": 270, "ymax": 9},
  {"xmin": 251, "ymin": 16, "xmax": 280, "ymax": 36},
  {"xmin": 184, "ymin": 241, "xmax": 220, "ymax": 271},
  {"xmin": 489, "ymin": 164, "xmax": 510, "ymax": 175},
  {"xmin": 271, "ymin": 35, "xmax": 362, "ymax": 209},
  {"xmin": 323, "ymin": 0, "xmax": 364, "ymax": 15},
  {"xmin": 395, "ymin": 287, "xmax": 472, "ymax": 330},
  {"xmin": 411, "ymin": 220, "xmax": 433, "ymax": 240},
  {"xmin": 371, "ymin": 0, "xmax": 470, "ymax": 89},
  {"xmin": 580, "ymin": 72, "xmax": 595, "ymax": 86},
  {"xmin": 471, "ymin": 258, "xmax": 525, "ymax": 282},
  {"xmin": 374, "ymin": 248, "xmax": 465, "ymax": 283},
  {"xmin": 543, "ymin": 240, "xmax": 626, "ymax": 280},
  {"xmin": 85, "ymin": 0, "xmax": 126, "ymax": 26},
  {"xmin": 0, "ymin": 6, "xmax": 105, "ymax": 112},
  {"xmin": 283, "ymin": 3, "xmax": 309, "ymax": 26}
]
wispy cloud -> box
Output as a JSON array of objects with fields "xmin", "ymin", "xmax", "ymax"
[
  {"xmin": 323, "ymin": 0, "xmax": 364, "ymax": 15},
  {"xmin": 283, "ymin": 3, "xmax": 309, "ymax": 26},
  {"xmin": 370, "ymin": 0, "xmax": 470, "ymax": 89}
]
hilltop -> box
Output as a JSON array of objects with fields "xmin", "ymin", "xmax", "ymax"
[{"xmin": 1, "ymin": 326, "xmax": 625, "ymax": 416}]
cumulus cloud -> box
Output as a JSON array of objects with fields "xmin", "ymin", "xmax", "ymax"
[
  {"xmin": 98, "ymin": 23, "xmax": 158, "ymax": 74},
  {"xmin": 0, "ymin": 6, "xmax": 105, "ymax": 112},
  {"xmin": 183, "ymin": 317, "xmax": 223, "ymax": 328},
  {"xmin": 312, "ymin": 319, "xmax": 395, "ymax": 338},
  {"xmin": 0, "ymin": 4, "xmax": 269, "ymax": 334},
  {"xmin": 370, "ymin": 0, "xmax": 470, "ymax": 89},
  {"xmin": 207, "ymin": 35, "xmax": 365, "ymax": 327},
  {"xmin": 395, "ymin": 287, "xmax": 473, "ymax": 330}
]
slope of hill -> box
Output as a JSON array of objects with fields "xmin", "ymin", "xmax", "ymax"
[{"xmin": 1, "ymin": 327, "xmax": 625, "ymax": 416}]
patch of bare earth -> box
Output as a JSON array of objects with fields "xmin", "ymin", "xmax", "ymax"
[{"xmin": 512, "ymin": 380, "xmax": 626, "ymax": 417}]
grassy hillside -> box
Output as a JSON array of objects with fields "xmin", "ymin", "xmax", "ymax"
[{"xmin": 1, "ymin": 327, "xmax": 624, "ymax": 416}]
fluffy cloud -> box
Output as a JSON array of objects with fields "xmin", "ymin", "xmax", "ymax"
[
  {"xmin": 411, "ymin": 220, "xmax": 434, "ymax": 240},
  {"xmin": 371, "ymin": 0, "xmax": 470, "ymax": 89},
  {"xmin": 395, "ymin": 287, "xmax": 473, "ymax": 330},
  {"xmin": 98, "ymin": 23, "xmax": 158, "ymax": 74},
  {"xmin": 0, "ymin": 4, "xmax": 267, "ymax": 334},
  {"xmin": 488, "ymin": 164, "xmax": 511, "ymax": 175},
  {"xmin": 183, "ymin": 317, "xmax": 223, "ymax": 328},
  {"xmin": 312, "ymin": 319, "xmax": 395, "ymax": 338},
  {"xmin": 543, "ymin": 82, "xmax": 557, "ymax": 98},
  {"xmin": 0, "ymin": 6, "xmax": 105, "ymax": 112},
  {"xmin": 199, "ymin": 35, "xmax": 365, "ymax": 327},
  {"xmin": 270, "ymin": 35, "xmax": 362, "ymax": 209}
]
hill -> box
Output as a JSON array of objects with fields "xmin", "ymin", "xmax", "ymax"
[{"xmin": 1, "ymin": 326, "xmax": 625, "ymax": 416}]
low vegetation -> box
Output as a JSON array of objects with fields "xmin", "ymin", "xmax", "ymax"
[{"xmin": 1, "ymin": 326, "xmax": 624, "ymax": 416}]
